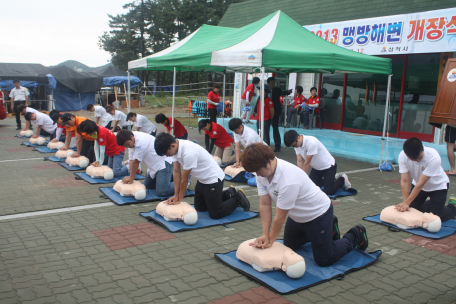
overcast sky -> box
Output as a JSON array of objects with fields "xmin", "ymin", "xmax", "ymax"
[{"xmin": 1, "ymin": 0, "xmax": 131, "ymax": 68}]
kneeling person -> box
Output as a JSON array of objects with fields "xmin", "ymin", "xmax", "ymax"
[
  {"xmin": 117, "ymin": 130, "xmax": 174, "ymax": 197},
  {"xmin": 154, "ymin": 133, "xmax": 250, "ymax": 219},
  {"xmin": 229, "ymin": 118, "xmax": 265, "ymax": 168},
  {"xmin": 24, "ymin": 112, "xmax": 57, "ymax": 140},
  {"xmin": 284, "ymin": 130, "xmax": 350, "ymax": 195},
  {"xmin": 241, "ymin": 143, "xmax": 368, "ymax": 267},
  {"xmin": 198, "ymin": 119, "xmax": 236, "ymax": 165}
]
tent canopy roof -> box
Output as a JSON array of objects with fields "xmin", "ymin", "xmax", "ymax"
[
  {"xmin": 129, "ymin": 11, "xmax": 391, "ymax": 75},
  {"xmin": 88, "ymin": 63, "xmax": 128, "ymax": 77},
  {"xmin": 48, "ymin": 65, "xmax": 103, "ymax": 93},
  {"xmin": 0, "ymin": 63, "xmax": 51, "ymax": 84}
]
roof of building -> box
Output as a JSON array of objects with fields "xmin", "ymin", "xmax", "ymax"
[{"xmin": 218, "ymin": 0, "xmax": 454, "ymax": 27}]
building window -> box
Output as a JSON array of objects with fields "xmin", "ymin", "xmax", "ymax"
[
  {"xmin": 321, "ymin": 73, "xmax": 344, "ymax": 124},
  {"xmin": 400, "ymin": 54, "xmax": 440, "ymax": 135}
]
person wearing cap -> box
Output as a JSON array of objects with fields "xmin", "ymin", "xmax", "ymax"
[
  {"xmin": 198, "ymin": 119, "xmax": 235, "ymax": 165},
  {"xmin": 155, "ymin": 113, "xmax": 188, "ymax": 140},
  {"xmin": 267, "ymin": 77, "xmax": 292, "ymax": 152},
  {"xmin": 106, "ymin": 106, "xmax": 130, "ymax": 132},
  {"xmin": 9, "ymin": 80, "xmax": 30, "ymax": 130},
  {"xmin": 228, "ymin": 118, "xmax": 266, "ymax": 168},
  {"xmin": 126, "ymin": 112, "xmax": 157, "ymax": 136},
  {"xmin": 253, "ymin": 84, "xmax": 274, "ymax": 146},
  {"xmin": 17, "ymin": 104, "xmax": 38, "ymax": 132},
  {"xmin": 240, "ymin": 77, "xmax": 260, "ymax": 124},
  {"xmin": 59, "ymin": 114, "xmax": 95, "ymax": 162},
  {"xmin": 24, "ymin": 112, "xmax": 57, "ymax": 139},
  {"xmin": 207, "ymin": 83, "xmax": 221, "ymax": 123},
  {"xmin": 87, "ymin": 104, "xmax": 113, "ymax": 129},
  {"xmin": 241, "ymin": 143, "xmax": 369, "ymax": 266}
]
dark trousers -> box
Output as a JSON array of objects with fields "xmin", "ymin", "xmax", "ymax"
[
  {"xmin": 177, "ymin": 132, "xmax": 188, "ymax": 140},
  {"xmin": 39, "ymin": 129, "xmax": 52, "ymax": 137},
  {"xmin": 81, "ymin": 139, "xmax": 95, "ymax": 164},
  {"xmin": 409, "ymin": 183, "xmax": 456, "ymax": 222},
  {"xmin": 309, "ymin": 164, "xmax": 345, "ymax": 196},
  {"xmin": 256, "ymin": 119, "xmax": 271, "ymax": 146},
  {"xmin": 300, "ymin": 110, "xmax": 313, "ymax": 127},
  {"xmin": 194, "ymin": 179, "xmax": 239, "ymax": 219},
  {"xmin": 104, "ymin": 121, "xmax": 112, "ymax": 130},
  {"xmin": 208, "ymin": 108, "xmax": 217, "ymax": 123},
  {"xmin": 113, "ymin": 126, "xmax": 129, "ymax": 132},
  {"xmin": 272, "ymin": 113, "xmax": 281, "ymax": 149},
  {"xmin": 284, "ymin": 204, "xmax": 358, "ymax": 267},
  {"xmin": 13, "ymin": 100, "xmax": 26, "ymax": 127}
]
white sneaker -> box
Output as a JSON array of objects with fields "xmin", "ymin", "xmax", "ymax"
[
  {"xmin": 341, "ymin": 174, "xmax": 351, "ymax": 190},
  {"xmin": 335, "ymin": 173, "xmax": 340, "ymax": 181}
]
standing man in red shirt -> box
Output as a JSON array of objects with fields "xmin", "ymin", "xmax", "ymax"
[
  {"xmin": 240, "ymin": 77, "xmax": 260, "ymax": 124},
  {"xmin": 207, "ymin": 83, "xmax": 221, "ymax": 123},
  {"xmin": 155, "ymin": 113, "xmax": 188, "ymax": 140},
  {"xmin": 198, "ymin": 119, "xmax": 236, "ymax": 164},
  {"xmin": 253, "ymin": 85, "xmax": 274, "ymax": 146},
  {"xmin": 300, "ymin": 87, "xmax": 320, "ymax": 129}
]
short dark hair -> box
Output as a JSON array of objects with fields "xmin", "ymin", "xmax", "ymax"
[
  {"xmin": 24, "ymin": 112, "xmax": 33, "ymax": 121},
  {"xmin": 296, "ymin": 86, "xmax": 303, "ymax": 94},
  {"xmin": 198, "ymin": 119, "xmax": 211, "ymax": 134},
  {"xmin": 310, "ymin": 87, "xmax": 317, "ymax": 92},
  {"xmin": 77, "ymin": 119, "xmax": 98, "ymax": 135},
  {"xmin": 127, "ymin": 112, "xmax": 136, "ymax": 119},
  {"xmin": 13, "ymin": 79, "xmax": 19, "ymax": 83},
  {"xmin": 116, "ymin": 129, "xmax": 134, "ymax": 146},
  {"xmin": 228, "ymin": 118, "xmax": 243, "ymax": 131},
  {"xmin": 155, "ymin": 113, "xmax": 167, "ymax": 124},
  {"xmin": 214, "ymin": 83, "xmax": 221, "ymax": 89},
  {"xmin": 241, "ymin": 143, "xmax": 275, "ymax": 173},
  {"xmin": 86, "ymin": 104, "xmax": 94, "ymax": 111},
  {"xmin": 154, "ymin": 132, "xmax": 176, "ymax": 156},
  {"xmin": 49, "ymin": 110, "xmax": 60, "ymax": 117},
  {"xmin": 252, "ymin": 77, "xmax": 260, "ymax": 85},
  {"xmin": 50, "ymin": 113, "xmax": 61, "ymax": 124},
  {"xmin": 17, "ymin": 104, "xmax": 27, "ymax": 112},
  {"xmin": 106, "ymin": 106, "xmax": 115, "ymax": 112},
  {"xmin": 267, "ymin": 77, "xmax": 275, "ymax": 84},
  {"xmin": 284, "ymin": 130, "xmax": 299, "ymax": 147},
  {"xmin": 403, "ymin": 137, "xmax": 424, "ymax": 160}
]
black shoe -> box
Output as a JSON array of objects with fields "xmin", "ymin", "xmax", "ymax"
[
  {"xmin": 225, "ymin": 185, "xmax": 237, "ymax": 198},
  {"xmin": 354, "ymin": 224, "xmax": 368, "ymax": 251},
  {"xmin": 236, "ymin": 189, "xmax": 250, "ymax": 211},
  {"xmin": 274, "ymin": 147, "xmax": 281, "ymax": 152},
  {"xmin": 16, "ymin": 127, "xmax": 21, "ymax": 130},
  {"xmin": 333, "ymin": 215, "xmax": 340, "ymax": 241}
]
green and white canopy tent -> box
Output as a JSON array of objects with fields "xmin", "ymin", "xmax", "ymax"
[{"xmin": 128, "ymin": 10, "xmax": 392, "ymax": 165}]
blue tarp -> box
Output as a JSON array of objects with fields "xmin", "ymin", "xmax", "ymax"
[
  {"xmin": 49, "ymin": 81, "xmax": 95, "ymax": 112},
  {"xmin": 0, "ymin": 74, "xmax": 57, "ymax": 90},
  {"xmin": 103, "ymin": 76, "xmax": 141, "ymax": 88}
]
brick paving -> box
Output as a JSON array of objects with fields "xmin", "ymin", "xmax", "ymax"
[
  {"xmin": 1, "ymin": 116, "xmax": 456, "ymax": 303},
  {"xmin": 403, "ymin": 234, "xmax": 456, "ymax": 257}
]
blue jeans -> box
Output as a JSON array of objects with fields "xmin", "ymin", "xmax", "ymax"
[
  {"xmin": 144, "ymin": 161, "xmax": 174, "ymax": 197},
  {"xmin": 108, "ymin": 151, "xmax": 129, "ymax": 177}
]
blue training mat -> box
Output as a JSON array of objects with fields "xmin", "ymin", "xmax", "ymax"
[
  {"xmin": 99, "ymin": 187, "xmax": 195, "ymax": 205},
  {"xmin": 215, "ymin": 240, "xmax": 382, "ymax": 294},
  {"xmin": 22, "ymin": 141, "xmax": 50, "ymax": 147},
  {"xmin": 363, "ymin": 215, "xmax": 456, "ymax": 240},
  {"xmin": 58, "ymin": 162, "xmax": 85, "ymax": 171},
  {"xmin": 225, "ymin": 172, "xmax": 248, "ymax": 183},
  {"xmin": 44, "ymin": 156, "xmax": 66, "ymax": 162},
  {"xmin": 322, "ymin": 187, "xmax": 358, "ymax": 199},
  {"xmin": 34, "ymin": 146, "xmax": 77, "ymax": 153},
  {"xmin": 15, "ymin": 134, "xmax": 44, "ymax": 138},
  {"xmin": 140, "ymin": 206, "xmax": 259, "ymax": 232},
  {"xmin": 74, "ymin": 172, "xmax": 145, "ymax": 184}
]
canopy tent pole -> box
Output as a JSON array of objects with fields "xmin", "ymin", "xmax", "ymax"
[
  {"xmin": 282, "ymin": 73, "xmax": 289, "ymax": 148},
  {"xmin": 172, "ymin": 66, "xmax": 176, "ymax": 136},
  {"xmin": 127, "ymin": 70, "xmax": 131, "ymax": 114},
  {"xmin": 222, "ymin": 72, "xmax": 226, "ymax": 128},
  {"xmin": 379, "ymin": 74, "xmax": 392, "ymax": 168},
  {"xmin": 260, "ymin": 67, "xmax": 265, "ymax": 142}
]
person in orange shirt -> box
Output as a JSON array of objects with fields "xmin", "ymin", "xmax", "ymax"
[{"xmin": 59, "ymin": 113, "xmax": 95, "ymax": 163}]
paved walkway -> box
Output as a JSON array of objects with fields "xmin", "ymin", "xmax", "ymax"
[{"xmin": 0, "ymin": 117, "xmax": 455, "ymax": 304}]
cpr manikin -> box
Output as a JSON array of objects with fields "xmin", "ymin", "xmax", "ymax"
[
  {"xmin": 29, "ymin": 137, "xmax": 46, "ymax": 145},
  {"xmin": 213, "ymin": 155, "xmax": 222, "ymax": 166},
  {"xmin": 55, "ymin": 150, "xmax": 74, "ymax": 159},
  {"xmin": 47, "ymin": 141, "xmax": 65, "ymax": 150},
  {"xmin": 156, "ymin": 201, "xmax": 198, "ymax": 225},
  {"xmin": 236, "ymin": 239, "xmax": 306, "ymax": 279},
  {"xmin": 86, "ymin": 165, "xmax": 114, "ymax": 180},
  {"xmin": 65, "ymin": 156, "xmax": 89, "ymax": 169},
  {"xmin": 20, "ymin": 130, "xmax": 33, "ymax": 137},
  {"xmin": 380, "ymin": 205, "xmax": 442, "ymax": 232},
  {"xmin": 224, "ymin": 165, "xmax": 245, "ymax": 178},
  {"xmin": 113, "ymin": 180, "xmax": 146, "ymax": 200}
]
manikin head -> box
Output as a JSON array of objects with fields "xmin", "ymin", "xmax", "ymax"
[
  {"xmin": 154, "ymin": 132, "xmax": 179, "ymax": 157},
  {"xmin": 116, "ymin": 129, "xmax": 136, "ymax": 148},
  {"xmin": 228, "ymin": 118, "xmax": 244, "ymax": 135},
  {"xmin": 284, "ymin": 130, "xmax": 303, "ymax": 148},
  {"xmin": 241, "ymin": 143, "xmax": 276, "ymax": 178},
  {"xmin": 127, "ymin": 112, "xmax": 137, "ymax": 122},
  {"xmin": 403, "ymin": 137, "xmax": 424, "ymax": 162}
]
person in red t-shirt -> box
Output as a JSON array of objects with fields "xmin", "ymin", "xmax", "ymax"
[
  {"xmin": 253, "ymin": 85, "xmax": 274, "ymax": 146},
  {"xmin": 240, "ymin": 77, "xmax": 260, "ymax": 123},
  {"xmin": 300, "ymin": 87, "xmax": 320, "ymax": 129},
  {"xmin": 286, "ymin": 86, "xmax": 306, "ymax": 126},
  {"xmin": 77, "ymin": 120, "xmax": 130, "ymax": 177},
  {"xmin": 198, "ymin": 119, "xmax": 236, "ymax": 164},
  {"xmin": 155, "ymin": 113, "xmax": 188, "ymax": 140},
  {"xmin": 207, "ymin": 83, "xmax": 221, "ymax": 123}
]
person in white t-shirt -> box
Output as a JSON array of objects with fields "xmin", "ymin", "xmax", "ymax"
[
  {"xmin": 396, "ymin": 138, "xmax": 456, "ymax": 221},
  {"xmin": 241, "ymin": 143, "xmax": 368, "ymax": 266},
  {"xmin": 127, "ymin": 112, "xmax": 157, "ymax": 136},
  {"xmin": 154, "ymin": 132, "xmax": 251, "ymax": 219},
  {"xmin": 284, "ymin": 130, "xmax": 350, "ymax": 195},
  {"xmin": 106, "ymin": 106, "xmax": 131, "ymax": 131},
  {"xmin": 17, "ymin": 104, "xmax": 38, "ymax": 132},
  {"xmin": 116, "ymin": 130, "xmax": 176, "ymax": 197},
  {"xmin": 228, "ymin": 118, "xmax": 266, "ymax": 168},
  {"xmin": 24, "ymin": 112, "xmax": 57, "ymax": 139},
  {"xmin": 87, "ymin": 104, "xmax": 113, "ymax": 129},
  {"xmin": 10, "ymin": 80, "xmax": 29, "ymax": 130}
]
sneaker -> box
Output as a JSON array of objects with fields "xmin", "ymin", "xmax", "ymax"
[
  {"xmin": 226, "ymin": 185, "xmax": 237, "ymax": 198},
  {"xmin": 333, "ymin": 215, "xmax": 340, "ymax": 241},
  {"xmin": 335, "ymin": 173, "xmax": 340, "ymax": 181},
  {"xmin": 449, "ymin": 196, "xmax": 456, "ymax": 206},
  {"xmin": 237, "ymin": 189, "xmax": 250, "ymax": 211},
  {"xmin": 341, "ymin": 174, "xmax": 351, "ymax": 190},
  {"xmin": 354, "ymin": 224, "xmax": 368, "ymax": 251},
  {"xmin": 274, "ymin": 147, "xmax": 281, "ymax": 152}
]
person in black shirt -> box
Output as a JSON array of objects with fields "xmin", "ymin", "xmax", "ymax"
[{"xmin": 267, "ymin": 77, "xmax": 292, "ymax": 152}]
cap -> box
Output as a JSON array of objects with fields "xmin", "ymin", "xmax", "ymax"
[
  {"xmin": 50, "ymin": 113, "xmax": 61, "ymax": 124},
  {"xmin": 61, "ymin": 113, "xmax": 73, "ymax": 125}
]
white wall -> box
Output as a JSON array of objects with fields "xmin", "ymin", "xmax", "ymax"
[{"xmin": 296, "ymin": 73, "xmax": 317, "ymax": 97}]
